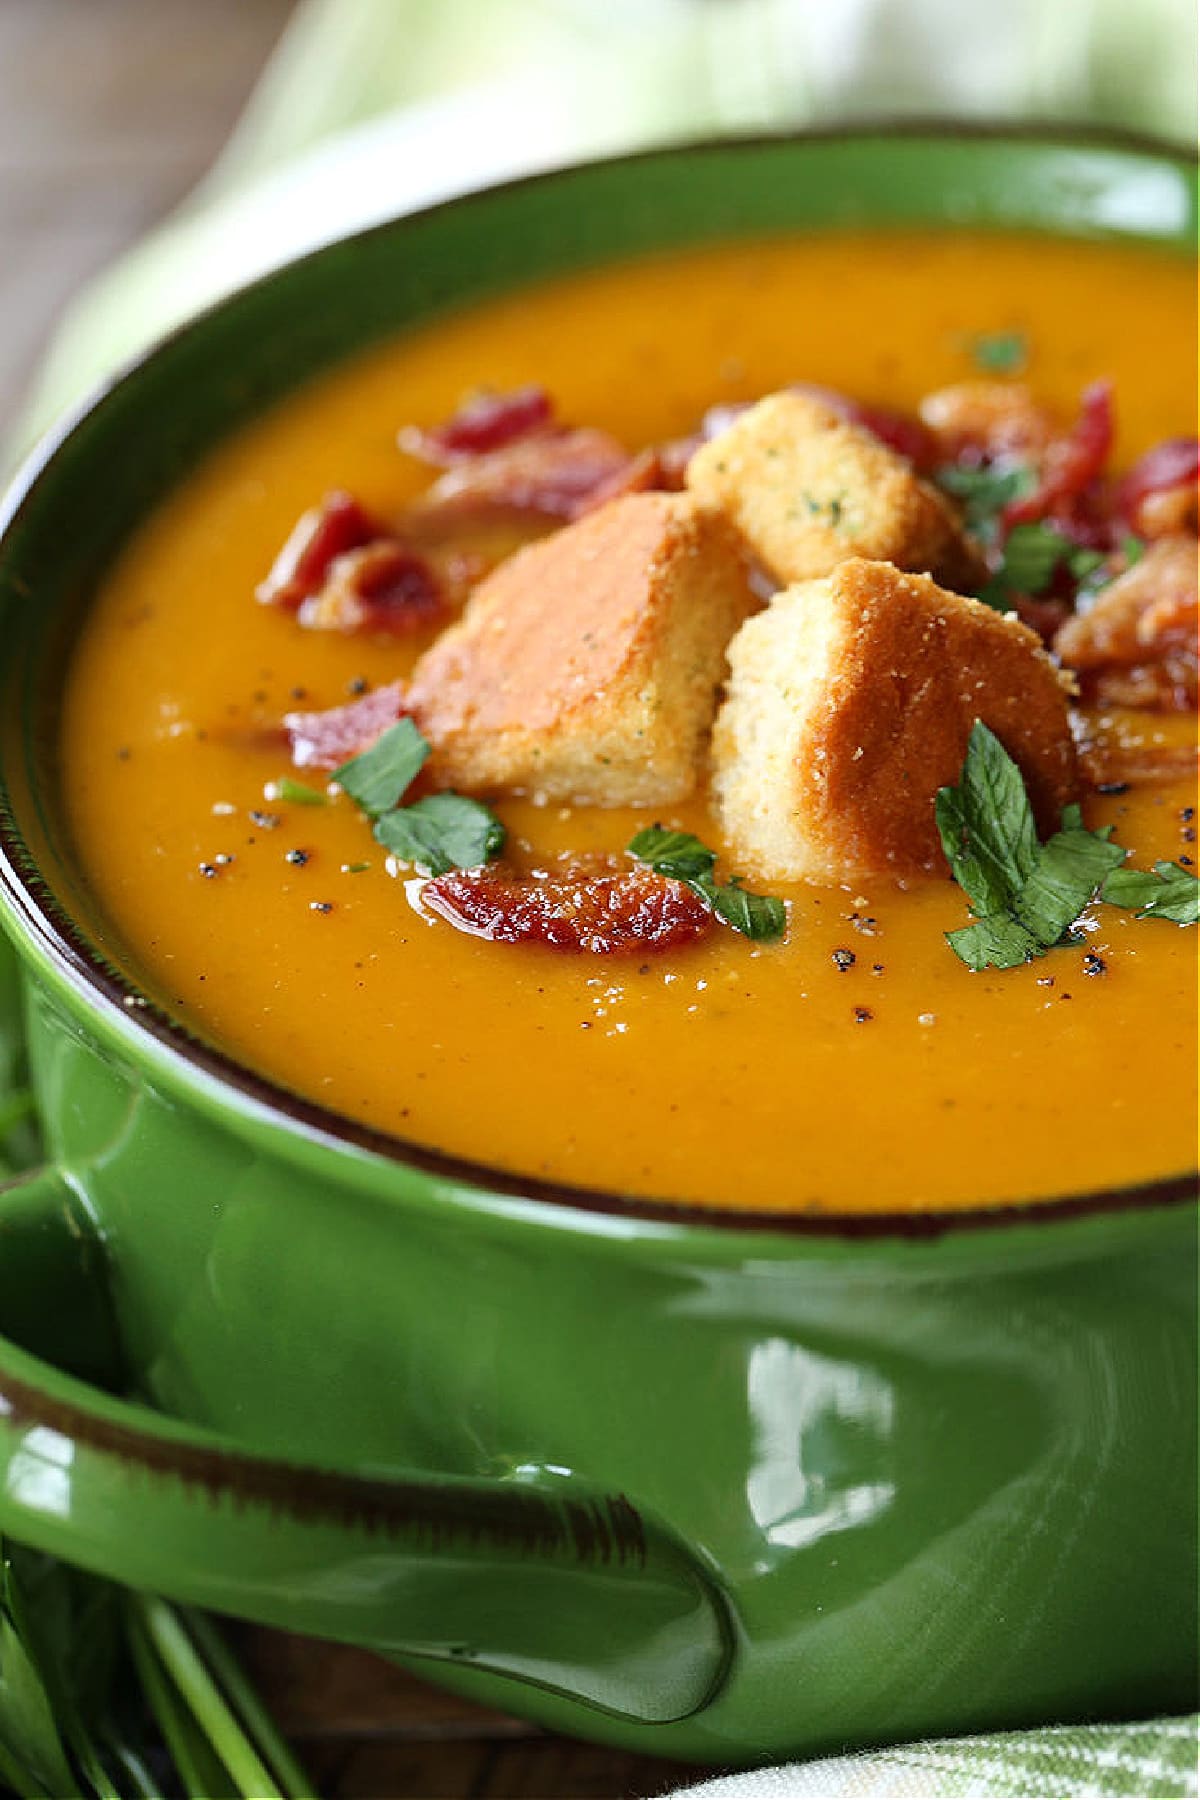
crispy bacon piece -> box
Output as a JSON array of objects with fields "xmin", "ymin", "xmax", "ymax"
[
  {"xmin": 918, "ymin": 381, "xmax": 1057, "ymax": 464},
  {"xmin": 576, "ymin": 437, "xmax": 700, "ymax": 511},
  {"xmin": 1055, "ymin": 535, "xmax": 1198, "ymax": 713},
  {"xmin": 1076, "ymin": 733, "xmax": 1198, "ymax": 790},
  {"xmin": 1114, "ymin": 437, "xmax": 1199, "ymax": 539},
  {"xmin": 284, "ymin": 681, "xmax": 408, "ymax": 770},
  {"xmin": 422, "ymin": 857, "xmax": 714, "ymax": 953},
  {"xmin": 256, "ymin": 492, "xmax": 383, "ymax": 611},
  {"xmin": 1010, "ymin": 595, "xmax": 1073, "ymax": 645},
  {"xmin": 1074, "ymin": 706, "xmax": 1199, "ymax": 789},
  {"xmin": 848, "ymin": 403, "xmax": 937, "ymax": 471},
  {"xmin": 415, "ymin": 427, "xmax": 634, "ymax": 523},
  {"xmin": 399, "ymin": 385, "xmax": 554, "ymax": 465},
  {"xmin": 1003, "ymin": 380, "xmax": 1114, "ymax": 530},
  {"xmin": 297, "ymin": 542, "xmax": 447, "ymax": 634}
]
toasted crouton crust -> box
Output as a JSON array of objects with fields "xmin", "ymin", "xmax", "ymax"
[
  {"xmin": 713, "ymin": 557, "xmax": 1079, "ymax": 883},
  {"xmin": 687, "ymin": 391, "xmax": 985, "ymax": 592},
  {"xmin": 407, "ymin": 492, "xmax": 756, "ymax": 806}
]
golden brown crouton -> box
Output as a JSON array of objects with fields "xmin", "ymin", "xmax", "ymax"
[
  {"xmin": 712, "ymin": 557, "xmax": 1079, "ymax": 883},
  {"xmin": 407, "ymin": 492, "xmax": 756, "ymax": 806},
  {"xmin": 687, "ymin": 392, "xmax": 985, "ymax": 592}
]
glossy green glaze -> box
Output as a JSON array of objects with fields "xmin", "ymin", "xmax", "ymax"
[{"xmin": 0, "ymin": 133, "xmax": 1196, "ymax": 1764}]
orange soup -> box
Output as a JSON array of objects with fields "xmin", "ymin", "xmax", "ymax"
[{"xmin": 60, "ymin": 231, "xmax": 1197, "ymax": 1214}]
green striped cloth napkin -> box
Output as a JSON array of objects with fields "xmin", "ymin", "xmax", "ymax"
[{"xmin": 6, "ymin": 2, "xmax": 1198, "ymax": 1794}]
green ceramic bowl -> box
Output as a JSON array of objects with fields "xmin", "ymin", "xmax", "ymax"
[{"xmin": 0, "ymin": 131, "xmax": 1196, "ymax": 1766}]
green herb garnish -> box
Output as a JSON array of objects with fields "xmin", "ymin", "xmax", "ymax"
[
  {"xmin": 934, "ymin": 463, "xmax": 1035, "ymax": 543},
  {"xmin": 969, "ymin": 329, "xmax": 1028, "ymax": 374},
  {"xmin": 937, "ymin": 723, "xmax": 1195, "ymax": 969},
  {"xmin": 1102, "ymin": 861, "xmax": 1199, "ymax": 925},
  {"xmin": 976, "ymin": 519, "xmax": 1075, "ymax": 610},
  {"xmin": 334, "ymin": 717, "xmax": 429, "ymax": 816},
  {"xmin": 332, "ymin": 719, "xmax": 504, "ymax": 874},
  {"xmin": 1066, "ymin": 546, "xmax": 1106, "ymax": 583},
  {"xmin": 1012, "ymin": 805, "xmax": 1125, "ymax": 945},
  {"xmin": 626, "ymin": 826, "xmax": 713, "ymax": 884},
  {"xmin": 376, "ymin": 793, "xmax": 506, "ymax": 876},
  {"xmin": 627, "ymin": 825, "xmax": 786, "ymax": 941},
  {"xmin": 268, "ymin": 775, "xmax": 329, "ymax": 807}
]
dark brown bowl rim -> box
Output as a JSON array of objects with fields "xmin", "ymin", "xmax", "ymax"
[{"xmin": 1, "ymin": 122, "xmax": 1196, "ymax": 1243}]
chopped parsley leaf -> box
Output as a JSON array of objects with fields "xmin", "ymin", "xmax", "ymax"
[
  {"xmin": 937, "ymin": 723, "xmax": 1195, "ymax": 969},
  {"xmin": 328, "ymin": 717, "xmax": 505, "ymax": 875},
  {"xmin": 934, "ymin": 462, "xmax": 1034, "ymax": 544},
  {"xmin": 375, "ymin": 793, "xmax": 505, "ymax": 876},
  {"xmin": 1012, "ymin": 805, "xmax": 1124, "ymax": 946},
  {"xmin": 627, "ymin": 825, "xmax": 785, "ymax": 941},
  {"xmin": 268, "ymin": 775, "xmax": 329, "ymax": 807},
  {"xmin": 1066, "ymin": 546, "xmax": 1106, "ymax": 583},
  {"xmin": 935, "ymin": 722, "xmax": 1038, "ymax": 917},
  {"xmin": 1102, "ymin": 861, "xmax": 1199, "ymax": 925},
  {"xmin": 947, "ymin": 912, "xmax": 1042, "ymax": 973},
  {"xmin": 334, "ymin": 717, "xmax": 428, "ymax": 816},
  {"xmin": 626, "ymin": 826, "xmax": 716, "ymax": 885},
  {"xmin": 969, "ymin": 330, "xmax": 1028, "ymax": 374},
  {"xmin": 977, "ymin": 519, "xmax": 1076, "ymax": 609}
]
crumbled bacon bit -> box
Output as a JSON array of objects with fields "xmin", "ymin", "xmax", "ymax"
[
  {"xmin": 577, "ymin": 437, "xmax": 699, "ymax": 511},
  {"xmin": 849, "ymin": 403, "xmax": 937, "ymax": 472},
  {"xmin": 1078, "ymin": 737, "xmax": 1198, "ymax": 790},
  {"xmin": 415, "ymin": 427, "xmax": 634, "ymax": 523},
  {"xmin": 422, "ymin": 857, "xmax": 713, "ymax": 953},
  {"xmin": 1114, "ymin": 437, "xmax": 1199, "ymax": 538},
  {"xmin": 1055, "ymin": 535, "xmax": 1198, "ymax": 713},
  {"xmin": 284, "ymin": 680, "xmax": 408, "ymax": 770},
  {"xmin": 296, "ymin": 542, "xmax": 446, "ymax": 634},
  {"xmin": 1003, "ymin": 380, "xmax": 1114, "ymax": 530},
  {"xmin": 399, "ymin": 386, "xmax": 554, "ymax": 465},
  {"xmin": 1132, "ymin": 483, "xmax": 1199, "ymax": 540},
  {"xmin": 1010, "ymin": 594, "xmax": 1072, "ymax": 646},
  {"xmin": 256, "ymin": 492, "xmax": 382, "ymax": 611}
]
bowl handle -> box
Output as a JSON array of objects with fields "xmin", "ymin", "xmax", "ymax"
[{"xmin": 0, "ymin": 1163, "xmax": 733, "ymax": 1725}]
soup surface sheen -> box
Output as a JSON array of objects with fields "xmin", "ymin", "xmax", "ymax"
[{"xmin": 61, "ymin": 231, "xmax": 1197, "ymax": 1214}]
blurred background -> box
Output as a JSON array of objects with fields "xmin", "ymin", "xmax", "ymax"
[
  {"xmin": 4, "ymin": 0, "xmax": 1194, "ymax": 451},
  {"xmin": 0, "ymin": 1, "xmax": 292, "ymax": 427}
]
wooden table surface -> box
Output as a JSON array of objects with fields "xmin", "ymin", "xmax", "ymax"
[{"xmin": 0, "ymin": 7, "xmax": 714, "ymax": 1793}]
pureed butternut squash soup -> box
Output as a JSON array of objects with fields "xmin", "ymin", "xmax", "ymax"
[{"xmin": 60, "ymin": 231, "xmax": 1198, "ymax": 1216}]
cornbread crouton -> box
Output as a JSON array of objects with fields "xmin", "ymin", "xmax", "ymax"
[
  {"xmin": 407, "ymin": 492, "xmax": 756, "ymax": 806},
  {"xmin": 713, "ymin": 557, "xmax": 1079, "ymax": 883},
  {"xmin": 687, "ymin": 391, "xmax": 986, "ymax": 592}
]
